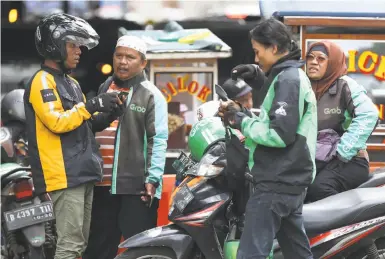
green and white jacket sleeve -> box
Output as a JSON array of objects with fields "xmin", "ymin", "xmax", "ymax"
[
  {"xmin": 145, "ymin": 91, "xmax": 168, "ymax": 186},
  {"xmin": 337, "ymin": 76, "xmax": 379, "ymax": 161},
  {"xmin": 241, "ymin": 72, "xmax": 301, "ymax": 148}
]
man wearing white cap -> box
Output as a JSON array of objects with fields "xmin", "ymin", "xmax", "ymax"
[{"xmin": 84, "ymin": 35, "xmax": 168, "ymax": 259}]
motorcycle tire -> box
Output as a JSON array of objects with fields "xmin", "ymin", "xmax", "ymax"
[{"xmin": 115, "ymin": 247, "xmax": 176, "ymax": 259}]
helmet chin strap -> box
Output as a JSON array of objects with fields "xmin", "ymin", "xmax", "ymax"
[
  {"xmin": 58, "ymin": 60, "xmax": 72, "ymax": 75},
  {"xmin": 57, "ymin": 42, "xmax": 72, "ymax": 74}
]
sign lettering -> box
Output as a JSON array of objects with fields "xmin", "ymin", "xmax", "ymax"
[
  {"xmin": 161, "ymin": 77, "xmax": 212, "ymax": 103},
  {"xmin": 347, "ymin": 50, "xmax": 385, "ymax": 81}
]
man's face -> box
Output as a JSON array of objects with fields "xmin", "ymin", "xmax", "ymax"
[
  {"xmin": 64, "ymin": 42, "xmax": 81, "ymax": 69},
  {"xmin": 251, "ymin": 39, "xmax": 278, "ymax": 73},
  {"xmin": 113, "ymin": 46, "xmax": 147, "ymax": 80},
  {"xmin": 236, "ymin": 92, "xmax": 253, "ymax": 109}
]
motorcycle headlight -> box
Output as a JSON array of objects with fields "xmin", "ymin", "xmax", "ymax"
[
  {"xmin": 196, "ymin": 164, "xmax": 224, "ymax": 177},
  {"xmin": 185, "ymin": 153, "xmax": 224, "ymax": 178}
]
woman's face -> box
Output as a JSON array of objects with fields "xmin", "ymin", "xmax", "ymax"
[
  {"xmin": 251, "ymin": 39, "xmax": 278, "ymax": 73},
  {"xmin": 306, "ymin": 50, "xmax": 329, "ymax": 80}
]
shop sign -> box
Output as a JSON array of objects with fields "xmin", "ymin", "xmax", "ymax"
[
  {"xmin": 161, "ymin": 77, "xmax": 212, "ymax": 103},
  {"xmin": 347, "ymin": 50, "xmax": 385, "ymax": 81}
]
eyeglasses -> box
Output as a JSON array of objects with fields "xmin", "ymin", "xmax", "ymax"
[{"xmin": 306, "ymin": 54, "xmax": 328, "ymax": 63}]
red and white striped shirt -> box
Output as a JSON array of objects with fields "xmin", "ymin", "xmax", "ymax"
[{"xmin": 95, "ymin": 82, "xmax": 130, "ymax": 186}]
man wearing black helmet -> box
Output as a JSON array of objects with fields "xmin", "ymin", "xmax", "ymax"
[
  {"xmin": 222, "ymin": 77, "xmax": 254, "ymax": 109},
  {"xmin": 24, "ymin": 13, "xmax": 123, "ymax": 259}
]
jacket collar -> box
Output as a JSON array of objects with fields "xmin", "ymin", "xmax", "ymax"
[
  {"xmin": 266, "ymin": 49, "xmax": 303, "ymax": 78},
  {"xmin": 41, "ymin": 64, "xmax": 65, "ymax": 76}
]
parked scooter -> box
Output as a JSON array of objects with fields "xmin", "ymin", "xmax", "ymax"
[
  {"xmin": 115, "ymin": 117, "xmax": 385, "ymax": 259},
  {"xmin": 1, "ymin": 89, "xmax": 56, "ymax": 259}
]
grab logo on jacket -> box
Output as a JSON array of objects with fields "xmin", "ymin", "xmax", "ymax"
[
  {"xmin": 130, "ymin": 103, "xmax": 146, "ymax": 113},
  {"xmin": 324, "ymin": 107, "xmax": 342, "ymax": 115}
]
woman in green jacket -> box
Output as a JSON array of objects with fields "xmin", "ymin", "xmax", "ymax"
[{"xmin": 219, "ymin": 17, "xmax": 317, "ymax": 259}]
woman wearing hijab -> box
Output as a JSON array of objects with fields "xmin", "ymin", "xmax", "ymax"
[{"xmin": 305, "ymin": 40, "xmax": 379, "ymax": 202}]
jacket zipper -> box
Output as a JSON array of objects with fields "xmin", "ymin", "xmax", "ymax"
[{"xmin": 111, "ymin": 86, "xmax": 136, "ymax": 193}]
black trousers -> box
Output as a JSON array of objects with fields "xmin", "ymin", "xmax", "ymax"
[
  {"xmin": 306, "ymin": 156, "xmax": 369, "ymax": 202},
  {"xmin": 237, "ymin": 190, "xmax": 313, "ymax": 259},
  {"xmin": 83, "ymin": 186, "xmax": 159, "ymax": 259}
]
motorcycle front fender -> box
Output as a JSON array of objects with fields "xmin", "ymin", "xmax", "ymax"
[
  {"xmin": 21, "ymin": 223, "xmax": 46, "ymax": 247},
  {"xmin": 118, "ymin": 224, "xmax": 194, "ymax": 259}
]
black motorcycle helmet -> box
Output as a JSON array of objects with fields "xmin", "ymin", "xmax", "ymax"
[
  {"xmin": 1, "ymin": 89, "xmax": 26, "ymax": 124},
  {"xmin": 35, "ymin": 13, "xmax": 99, "ymax": 62},
  {"xmin": 222, "ymin": 78, "xmax": 252, "ymax": 100}
]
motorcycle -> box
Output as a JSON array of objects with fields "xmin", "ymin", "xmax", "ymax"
[
  {"xmin": 114, "ymin": 93, "xmax": 385, "ymax": 259},
  {"xmin": 1, "ymin": 89, "xmax": 56, "ymax": 259},
  {"xmin": 114, "ymin": 142, "xmax": 385, "ymax": 259}
]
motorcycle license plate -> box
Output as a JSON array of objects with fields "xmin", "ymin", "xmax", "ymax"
[
  {"xmin": 4, "ymin": 201, "xmax": 55, "ymax": 231},
  {"xmin": 174, "ymin": 184, "xmax": 194, "ymax": 212}
]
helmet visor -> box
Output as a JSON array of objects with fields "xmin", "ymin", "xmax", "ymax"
[{"xmin": 63, "ymin": 35, "xmax": 99, "ymax": 50}]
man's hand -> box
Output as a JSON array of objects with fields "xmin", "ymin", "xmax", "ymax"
[
  {"xmin": 85, "ymin": 92, "xmax": 119, "ymax": 114},
  {"xmin": 111, "ymin": 96, "xmax": 125, "ymax": 118},
  {"xmin": 231, "ymin": 64, "xmax": 259, "ymax": 80},
  {"xmin": 141, "ymin": 183, "xmax": 156, "ymax": 206},
  {"xmin": 218, "ymin": 100, "xmax": 241, "ymax": 119},
  {"xmin": 218, "ymin": 100, "xmax": 245, "ymax": 129}
]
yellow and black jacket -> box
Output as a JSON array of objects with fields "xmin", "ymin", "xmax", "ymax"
[{"xmin": 24, "ymin": 65, "xmax": 103, "ymax": 194}]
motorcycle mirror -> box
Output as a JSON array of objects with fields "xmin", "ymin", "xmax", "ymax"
[
  {"xmin": 215, "ymin": 84, "xmax": 229, "ymax": 102},
  {"xmin": 0, "ymin": 127, "xmax": 15, "ymax": 158}
]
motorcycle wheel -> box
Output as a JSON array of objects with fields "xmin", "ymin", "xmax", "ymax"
[{"xmin": 115, "ymin": 247, "xmax": 176, "ymax": 259}]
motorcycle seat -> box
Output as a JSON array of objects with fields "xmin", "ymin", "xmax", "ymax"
[
  {"xmin": 303, "ymin": 187, "xmax": 385, "ymax": 235},
  {"xmin": 358, "ymin": 171, "xmax": 385, "ymax": 188}
]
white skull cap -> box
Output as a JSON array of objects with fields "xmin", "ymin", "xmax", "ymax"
[{"xmin": 116, "ymin": 35, "xmax": 147, "ymax": 56}]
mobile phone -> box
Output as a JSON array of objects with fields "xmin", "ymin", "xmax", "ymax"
[
  {"xmin": 118, "ymin": 91, "xmax": 129, "ymax": 101},
  {"xmin": 139, "ymin": 193, "xmax": 153, "ymax": 208},
  {"xmin": 215, "ymin": 84, "xmax": 229, "ymax": 101}
]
